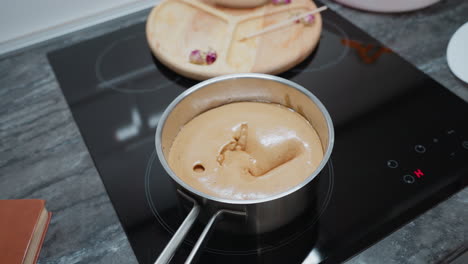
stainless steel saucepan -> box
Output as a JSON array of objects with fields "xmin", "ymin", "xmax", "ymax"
[{"xmin": 154, "ymin": 73, "xmax": 334, "ymax": 264}]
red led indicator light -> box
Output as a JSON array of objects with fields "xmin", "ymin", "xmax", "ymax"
[{"xmin": 413, "ymin": 169, "xmax": 424, "ymax": 178}]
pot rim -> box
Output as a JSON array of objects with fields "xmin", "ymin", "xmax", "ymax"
[{"xmin": 155, "ymin": 73, "xmax": 335, "ymax": 205}]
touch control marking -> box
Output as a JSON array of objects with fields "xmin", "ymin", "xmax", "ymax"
[
  {"xmin": 413, "ymin": 169, "xmax": 424, "ymax": 178},
  {"xmin": 387, "ymin": 160, "xmax": 399, "ymax": 168},
  {"xmin": 403, "ymin": 175, "xmax": 415, "ymax": 184},
  {"xmin": 462, "ymin": 141, "xmax": 468, "ymax": 150},
  {"xmin": 414, "ymin": 145, "xmax": 426, "ymax": 153}
]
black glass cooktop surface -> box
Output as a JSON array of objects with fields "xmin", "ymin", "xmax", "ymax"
[{"xmin": 48, "ymin": 5, "xmax": 468, "ymax": 264}]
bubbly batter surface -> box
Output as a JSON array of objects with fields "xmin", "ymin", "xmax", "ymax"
[{"xmin": 168, "ymin": 102, "xmax": 323, "ymax": 200}]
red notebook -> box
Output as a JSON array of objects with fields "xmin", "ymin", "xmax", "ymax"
[{"xmin": 0, "ymin": 200, "xmax": 52, "ymax": 264}]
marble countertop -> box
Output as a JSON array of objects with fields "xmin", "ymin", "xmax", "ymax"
[{"xmin": 0, "ymin": 1, "xmax": 467, "ymax": 263}]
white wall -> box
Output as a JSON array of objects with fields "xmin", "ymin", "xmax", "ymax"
[{"xmin": 0, "ymin": 0, "xmax": 159, "ymax": 56}]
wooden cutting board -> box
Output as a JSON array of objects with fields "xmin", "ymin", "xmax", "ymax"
[{"xmin": 146, "ymin": 0, "xmax": 322, "ymax": 80}]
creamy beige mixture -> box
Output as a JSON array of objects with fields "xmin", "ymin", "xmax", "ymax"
[{"xmin": 168, "ymin": 102, "xmax": 323, "ymax": 200}]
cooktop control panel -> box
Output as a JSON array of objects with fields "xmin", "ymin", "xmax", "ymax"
[{"xmin": 388, "ymin": 126, "xmax": 468, "ymax": 185}]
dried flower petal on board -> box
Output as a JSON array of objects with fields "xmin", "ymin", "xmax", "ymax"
[
  {"xmin": 301, "ymin": 14, "xmax": 315, "ymax": 25},
  {"xmin": 189, "ymin": 50, "xmax": 206, "ymax": 65},
  {"xmin": 206, "ymin": 49, "xmax": 217, "ymax": 65},
  {"xmin": 189, "ymin": 49, "xmax": 217, "ymax": 65},
  {"xmin": 293, "ymin": 13, "xmax": 316, "ymax": 25}
]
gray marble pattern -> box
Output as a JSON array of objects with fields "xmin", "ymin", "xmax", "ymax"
[{"xmin": 0, "ymin": 1, "xmax": 467, "ymax": 263}]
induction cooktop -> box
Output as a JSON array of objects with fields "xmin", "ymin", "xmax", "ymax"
[{"xmin": 47, "ymin": 3, "xmax": 468, "ymax": 264}]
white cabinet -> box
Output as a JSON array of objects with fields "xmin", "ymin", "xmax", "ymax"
[{"xmin": 0, "ymin": 0, "xmax": 159, "ymax": 56}]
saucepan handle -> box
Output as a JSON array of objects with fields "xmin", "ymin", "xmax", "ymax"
[
  {"xmin": 154, "ymin": 190, "xmax": 200, "ymax": 264},
  {"xmin": 155, "ymin": 191, "xmax": 245, "ymax": 264},
  {"xmin": 185, "ymin": 209, "xmax": 245, "ymax": 264}
]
